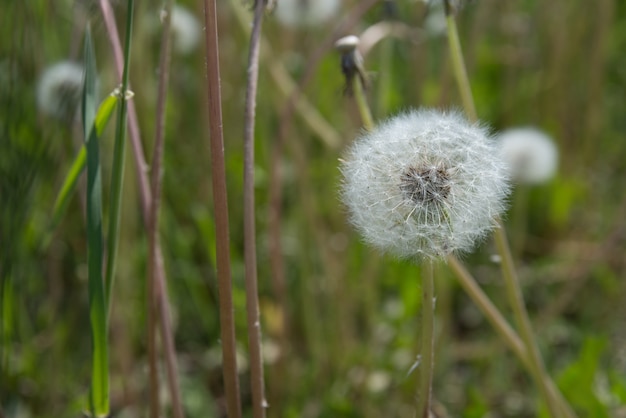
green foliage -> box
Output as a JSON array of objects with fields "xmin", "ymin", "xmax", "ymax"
[{"xmin": 2, "ymin": 1, "xmax": 626, "ymax": 417}]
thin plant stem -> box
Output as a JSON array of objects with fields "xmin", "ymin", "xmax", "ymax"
[
  {"xmin": 104, "ymin": 0, "xmax": 133, "ymax": 310},
  {"xmin": 493, "ymin": 223, "xmax": 575, "ymax": 418},
  {"xmin": 203, "ymin": 1, "xmax": 243, "ymax": 417},
  {"xmin": 447, "ymin": 255, "xmax": 527, "ymax": 362},
  {"xmin": 243, "ymin": 1, "xmax": 267, "ymax": 417},
  {"xmin": 442, "ymin": 3, "xmax": 575, "ymax": 415},
  {"xmin": 99, "ymin": 0, "xmax": 150, "ymax": 211},
  {"xmin": 98, "ymin": 1, "xmax": 185, "ymax": 415},
  {"xmin": 443, "ymin": 2, "xmax": 477, "ymax": 122},
  {"xmin": 446, "ymin": 255, "xmax": 572, "ymax": 417},
  {"xmin": 415, "ymin": 261, "xmax": 435, "ymax": 418},
  {"xmin": 352, "ymin": 76, "xmax": 375, "ymax": 131},
  {"xmin": 147, "ymin": 0, "xmax": 187, "ymax": 417}
]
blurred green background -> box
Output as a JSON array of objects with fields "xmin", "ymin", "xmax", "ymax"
[{"xmin": 1, "ymin": 0, "xmax": 626, "ymax": 417}]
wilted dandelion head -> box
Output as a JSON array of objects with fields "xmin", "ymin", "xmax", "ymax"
[
  {"xmin": 36, "ymin": 60, "xmax": 84, "ymax": 121},
  {"xmin": 341, "ymin": 109, "xmax": 510, "ymax": 260},
  {"xmin": 274, "ymin": 0, "xmax": 341, "ymax": 29},
  {"xmin": 497, "ymin": 128, "xmax": 558, "ymax": 184},
  {"xmin": 168, "ymin": 5, "xmax": 201, "ymax": 55}
]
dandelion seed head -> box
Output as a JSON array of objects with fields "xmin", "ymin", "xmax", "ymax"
[
  {"xmin": 341, "ymin": 109, "xmax": 510, "ymax": 260},
  {"xmin": 497, "ymin": 127, "xmax": 558, "ymax": 184},
  {"xmin": 274, "ymin": 0, "xmax": 341, "ymax": 29},
  {"xmin": 36, "ymin": 60, "xmax": 84, "ymax": 121},
  {"xmin": 169, "ymin": 5, "xmax": 201, "ymax": 55}
]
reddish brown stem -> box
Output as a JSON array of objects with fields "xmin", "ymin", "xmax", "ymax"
[{"xmin": 203, "ymin": 1, "xmax": 243, "ymax": 417}]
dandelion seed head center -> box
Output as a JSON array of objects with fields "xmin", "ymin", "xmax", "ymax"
[{"xmin": 399, "ymin": 164, "xmax": 451, "ymax": 205}]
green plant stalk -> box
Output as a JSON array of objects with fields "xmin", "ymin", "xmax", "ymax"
[
  {"xmin": 352, "ymin": 76, "xmax": 375, "ymax": 131},
  {"xmin": 493, "ymin": 224, "xmax": 575, "ymax": 418},
  {"xmin": 444, "ymin": 11, "xmax": 477, "ymax": 122},
  {"xmin": 203, "ymin": 0, "xmax": 243, "ymax": 416},
  {"xmin": 446, "ymin": 255, "xmax": 572, "ymax": 417},
  {"xmin": 243, "ymin": 1, "xmax": 267, "ymax": 417},
  {"xmin": 83, "ymin": 25, "xmax": 109, "ymax": 417},
  {"xmin": 442, "ymin": 4, "xmax": 575, "ymax": 416},
  {"xmin": 105, "ymin": 0, "xmax": 134, "ymax": 312},
  {"xmin": 415, "ymin": 261, "xmax": 435, "ymax": 418}
]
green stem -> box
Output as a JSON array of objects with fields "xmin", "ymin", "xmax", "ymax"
[
  {"xmin": 416, "ymin": 261, "xmax": 435, "ymax": 418},
  {"xmin": 444, "ymin": 10, "xmax": 477, "ymax": 122},
  {"xmin": 105, "ymin": 0, "xmax": 134, "ymax": 312},
  {"xmin": 442, "ymin": 4, "xmax": 575, "ymax": 416},
  {"xmin": 493, "ymin": 223, "xmax": 575, "ymax": 418},
  {"xmin": 352, "ymin": 76, "xmax": 375, "ymax": 131},
  {"xmin": 447, "ymin": 255, "xmax": 573, "ymax": 417}
]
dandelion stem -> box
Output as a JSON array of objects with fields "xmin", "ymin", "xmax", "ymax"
[
  {"xmin": 447, "ymin": 255, "xmax": 574, "ymax": 417},
  {"xmin": 493, "ymin": 223, "xmax": 576, "ymax": 418},
  {"xmin": 442, "ymin": 3, "xmax": 576, "ymax": 415},
  {"xmin": 203, "ymin": 0, "xmax": 243, "ymax": 417},
  {"xmin": 352, "ymin": 76, "xmax": 375, "ymax": 131},
  {"xmin": 416, "ymin": 261, "xmax": 435, "ymax": 418},
  {"xmin": 443, "ymin": 4, "xmax": 477, "ymax": 122},
  {"xmin": 243, "ymin": 1, "xmax": 267, "ymax": 417}
]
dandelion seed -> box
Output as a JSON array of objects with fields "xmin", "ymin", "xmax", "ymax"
[
  {"xmin": 341, "ymin": 109, "xmax": 510, "ymax": 259},
  {"xmin": 36, "ymin": 61, "xmax": 84, "ymax": 121},
  {"xmin": 274, "ymin": 0, "xmax": 341, "ymax": 29},
  {"xmin": 497, "ymin": 127, "xmax": 558, "ymax": 184}
]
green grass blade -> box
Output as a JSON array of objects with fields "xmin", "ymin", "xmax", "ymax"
[
  {"xmin": 105, "ymin": 0, "xmax": 135, "ymax": 311},
  {"xmin": 82, "ymin": 24, "xmax": 109, "ymax": 418},
  {"xmin": 51, "ymin": 94, "xmax": 117, "ymax": 230}
]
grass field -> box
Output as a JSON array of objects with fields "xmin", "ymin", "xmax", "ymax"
[{"xmin": 1, "ymin": 0, "xmax": 626, "ymax": 417}]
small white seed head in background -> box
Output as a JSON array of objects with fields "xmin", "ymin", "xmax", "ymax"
[
  {"xmin": 36, "ymin": 60, "xmax": 84, "ymax": 121},
  {"xmin": 274, "ymin": 0, "xmax": 341, "ymax": 29},
  {"xmin": 341, "ymin": 108, "xmax": 510, "ymax": 260},
  {"xmin": 169, "ymin": 5, "xmax": 201, "ymax": 55},
  {"xmin": 497, "ymin": 127, "xmax": 558, "ymax": 184}
]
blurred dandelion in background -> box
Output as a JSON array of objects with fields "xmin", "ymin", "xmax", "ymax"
[
  {"xmin": 497, "ymin": 128, "xmax": 558, "ymax": 184},
  {"xmin": 36, "ymin": 60, "xmax": 84, "ymax": 121},
  {"xmin": 274, "ymin": 0, "xmax": 341, "ymax": 29},
  {"xmin": 341, "ymin": 108, "xmax": 510, "ymax": 259},
  {"xmin": 167, "ymin": 5, "xmax": 201, "ymax": 55}
]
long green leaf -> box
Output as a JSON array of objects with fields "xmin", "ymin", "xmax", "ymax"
[
  {"xmin": 83, "ymin": 24, "xmax": 109, "ymax": 418},
  {"xmin": 51, "ymin": 95, "xmax": 117, "ymax": 230}
]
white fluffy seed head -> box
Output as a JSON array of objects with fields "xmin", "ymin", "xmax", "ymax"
[
  {"xmin": 497, "ymin": 128, "xmax": 558, "ymax": 184},
  {"xmin": 341, "ymin": 109, "xmax": 511, "ymax": 260},
  {"xmin": 169, "ymin": 5, "xmax": 201, "ymax": 54},
  {"xmin": 36, "ymin": 61, "xmax": 84, "ymax": 120},
  {"xmin": 274, "ymin": 0, "xmax": 341, "ymax": 29}
]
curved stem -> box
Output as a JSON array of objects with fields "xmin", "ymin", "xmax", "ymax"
[
  {"xmin": 493, "ymin": 223, "xmax": 575, "ymax": 418},
  {"xmin": 442, "ymin": 2, "xmax": 575, "ymax": 415}
]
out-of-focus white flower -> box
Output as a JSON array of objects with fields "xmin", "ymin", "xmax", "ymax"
[
  {"xmin": 366, "ymin": 370, "xmax": 392, "ymax": 394},
  {"xmin": 274, "ymin": 0, "xmax": 341, "ymax": 29},
  {"xmin": 166, "ymin": 5, "xmax": 201, "ymax": 55},
  {"xmin": 341, "ymin": 109, "xmax": 510, "ymax": 259},
  {"xmin": 423, "ymin": 0, "xmax": 447, "ymax": 37},
  {"xmin": 497, "ymin": 128, "xmax": 558, "ymax": 184},
  {"xmin": 36, "ymin": 61, "xmax": 84, "ymax": 120}
]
